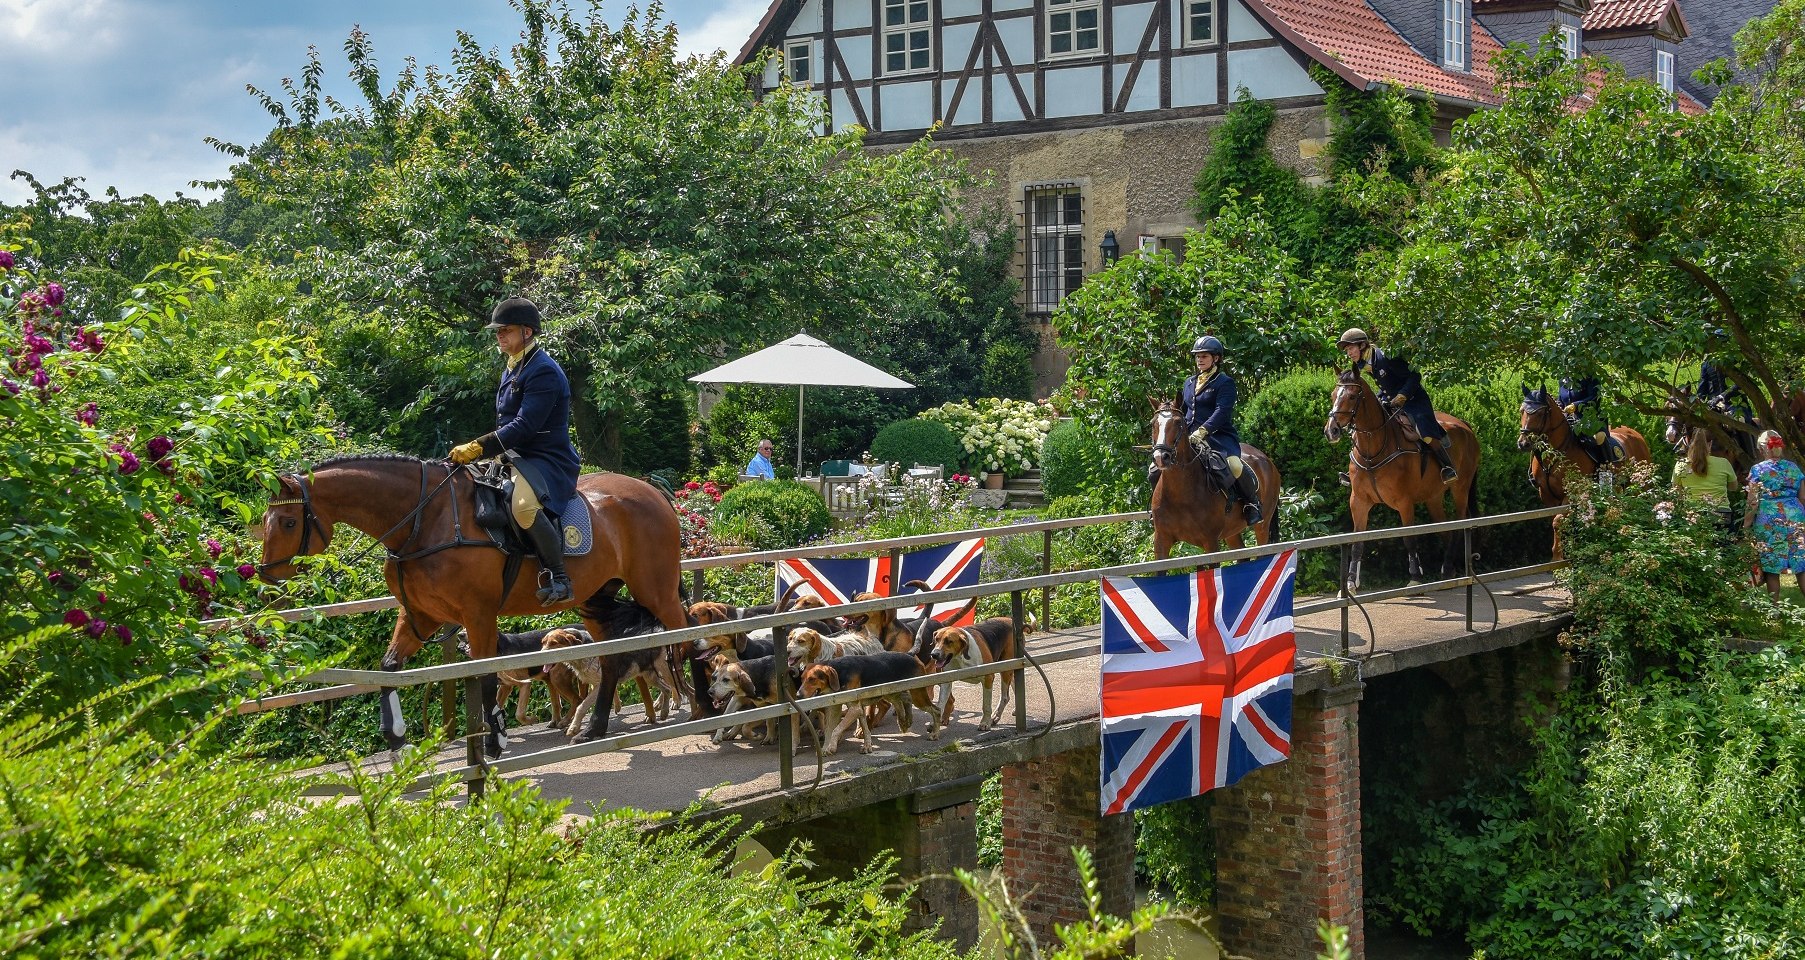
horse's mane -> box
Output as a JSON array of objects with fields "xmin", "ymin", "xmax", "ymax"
[{"xmin": 311, "ymin": 452, "xmax": 427, "ymax": 471}]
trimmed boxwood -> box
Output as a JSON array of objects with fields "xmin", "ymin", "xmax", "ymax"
[
  {"xmin": 711, "ymin": 479, "xmax": 833, "ymax": 550},
  {"xmin": 869, "ymin": 418, "xmax": 963, "ymax": 471},
  {"xmin": 1039, "ymin": 418, "xmax": 1096, "ymax": 499}
]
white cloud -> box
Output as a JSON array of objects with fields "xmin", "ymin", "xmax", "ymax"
[
  {"xmin": 0, "ymin": 0, "xmax": 121, "ymax": 61},
  {"xmin": 675, "ymin": 0, "xmax": 767, "ymax": 60}
]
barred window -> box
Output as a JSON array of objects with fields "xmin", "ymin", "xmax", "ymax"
[
  {"xmin": 883, "ymin": 0, "xmax": 932, "ymax": 74},
  {"xmin": 1183, "ymin": 0, "xmax": 1217, "ymax": 47},
  {"xmin": 1046, "ymin": 0, "xmax": 1101, "ymax": 57},
  {"xmin": 1441, "ymin": 0, "xmax": 1467, "ymax": 70},
  {"xmin": 1024, "ymin": 186, "xmax": 1084, "ymax": 316}
]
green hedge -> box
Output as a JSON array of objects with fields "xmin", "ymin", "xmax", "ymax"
[
  {"xmin": 869, "ymin": 418, "xmax": 962, "ymax": 471},
  {"xmin": 1040, "ymin": 418, "xmax": 1096, "ymax": 499},
  {"xmin": 712, "ymin": 479, "xmax": 833, "ymax": 550}
]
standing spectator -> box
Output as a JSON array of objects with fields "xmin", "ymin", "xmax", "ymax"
[
  {"xmin": 745, "ymin": 439, "xmax": 776, "ymax": 480},
  {"xmin": 1673, "ymin": 426, "xmax": 1739, "ymax": 529},
  {"xmin": 1743, "ymin": 430, "xmax": 1805, "ymax": 600}
]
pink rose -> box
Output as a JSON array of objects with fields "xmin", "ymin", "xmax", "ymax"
[
  {"xmin": 114, "ymin": 624, "xmax": 133, "ymax": 645},
  {"xmin": 237, "ymin": 563, "xmax": 256, "ymax": 579},
  {"xmin": 41, "ymin": 283, "xmax": 65, "ymax": 307},
  {"xmin": 205, "ymin": 538, "xmax": 222, "ymax": 559},
  {"xmin": 63, "ymin": 609, "xmax": 90, "ymax": 628}
]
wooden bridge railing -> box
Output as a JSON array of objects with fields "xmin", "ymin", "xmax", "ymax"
[{"xmin": 215, "ymin": 505, "xmax": 1569, "ymax": 798}]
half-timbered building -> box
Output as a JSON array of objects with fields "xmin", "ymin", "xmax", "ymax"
[{"xmin": 737, "ymin": 0, "xmax": 1774, "ymax": 392}]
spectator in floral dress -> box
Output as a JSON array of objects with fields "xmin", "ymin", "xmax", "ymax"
[{"xmin": 1743, "ymin": 430, "xmax": 1805, "ymax": 599}]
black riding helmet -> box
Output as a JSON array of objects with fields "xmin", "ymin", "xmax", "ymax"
[
  {"xmin": 486, "ymin": 296, "xmax": 542, "ymax": 333},
  {"xmin": 1190, "ymin": 335, "xmax": 1226, "ymax": 357}
]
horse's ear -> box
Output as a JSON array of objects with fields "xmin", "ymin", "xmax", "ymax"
[
  {"xmin": 1522, "ymin": 384, "xmax": 1532, "ymax": 399},
  {"xmin": 1147, "ymin": 395, "xmax": 1163, "ymax": 412}
]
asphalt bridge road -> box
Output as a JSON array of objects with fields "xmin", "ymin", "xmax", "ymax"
[{"xmin": 317, "ymin": 575, "xmax": 1569, "ymax": 824}]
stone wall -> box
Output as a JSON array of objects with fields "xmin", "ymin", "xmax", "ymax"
[{"xmin": 926, "ymin": 106, "xmax": 1331, "ymax": 395}]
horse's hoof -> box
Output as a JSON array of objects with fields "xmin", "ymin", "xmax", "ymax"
[
  {"xmin": 571, "ymin": 734, "xmax": 594, "ymax": 745},
  {"xmin": 484, "ymin": 743, "xmax": 504, "ymax": 760}
]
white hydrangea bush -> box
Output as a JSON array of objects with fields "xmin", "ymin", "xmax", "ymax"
[{"xmin": 920, "ymin": 398, "xmax": 1056, "ymax": 475}]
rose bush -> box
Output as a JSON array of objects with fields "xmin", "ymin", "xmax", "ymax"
[
  {"xmin": 0, "ymin": 231, "xmax": 328, "ymax": 728},
  {"xmin": 920, "ymin": 398, "xmax": 1055, "ymax": 475}
]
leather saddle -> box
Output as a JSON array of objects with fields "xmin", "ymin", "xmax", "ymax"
[{"xmin": 470, "ymin": 460, "xmax": 595, "ymax": 557}]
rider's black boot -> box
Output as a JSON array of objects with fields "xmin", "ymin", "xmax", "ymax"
[
  {"xmin": 1235, "ymin": 469, "xmax": 1263, "ymax": 525},
  {"xmin": 526, "ymin": 512, "xmax": 574, "ymax": 605},
  {"xmin": 1146, "ymin": 462, "xmax": 1160, "ymax": 496},
  {"xmin": 1430, "ymin": 440, "xmax": 1458, "ymax": 484}
]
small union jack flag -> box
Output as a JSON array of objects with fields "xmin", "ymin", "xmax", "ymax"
[
  {"xmin": 1098, "ymin": 550, "xmax": 1298, "ymax": 815},
  {"xmin": 775, "ymin": 538, "xmax": 984, "ymax": 626}
]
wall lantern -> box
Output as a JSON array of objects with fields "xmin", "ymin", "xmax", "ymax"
[{"xmin": 1099, "ymin": 229, "xmax": 1121, "ymax": 266}]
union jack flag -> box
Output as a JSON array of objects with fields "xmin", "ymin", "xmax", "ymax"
[
  {"xmin": 775, "ymin": 538, "xmax": 984, "ymax": 626},
  {"xmin": 1098, "ymin": 550, "xmax": 1298, "ymax": 815}
]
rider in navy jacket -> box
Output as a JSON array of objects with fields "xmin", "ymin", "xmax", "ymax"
[
  {"xmin": 449, "ymin": 297, "xmax": 582, "ymax": 604},
  {"xmin": 1558, "ymin": 377, "xmax": 1618, "ymax": 464},
  {"xmin": 1337, "ymin": 328, "xmax": 1457, "ymax": 484},
  {"xmin": 1174, "ymin": 335, "xmax": 1261, "ymax": 524}
]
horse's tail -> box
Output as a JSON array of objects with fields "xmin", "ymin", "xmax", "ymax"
[
  {"xmin": 1465, "ymin": 471, "xmax": 1480, "ymax": 520},
  {"xmin": 1267, "ymin": 498, "xmax": 1281, "ymax": 543}
]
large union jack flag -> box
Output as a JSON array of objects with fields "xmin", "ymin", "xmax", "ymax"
[
  {"xmin": 1098, "ymin": 550, "xmax": 1298, "ymax": 815},
  {"xmin": 774, "ymin": 537, "xmax": 984, "ymax": 626}
]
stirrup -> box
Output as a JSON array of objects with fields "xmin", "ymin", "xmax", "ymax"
[
  {"xmin": 1242, "ymin": 502, "xmax": 1262, "ymax": 525},
  {"xmin": 536, "ymin": 569, "xmax": 573, "ymax": 605},
  {"xmin": 1440, "ymin": 466, "xmax": 1458, "ymax": 484},
  {"xmin": 1338, "ymin": 471, "xmax": 1352, "ymax": 487}
]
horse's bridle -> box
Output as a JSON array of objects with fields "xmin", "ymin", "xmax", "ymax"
[
  {"xmin": 1150, "ymin": 409, "xmax": 1183, "ymax": 468},
  {"xmin": 1517, "ymin": 396, "xmax": 1556, "ymax": 451},
  {"xmin": 257, "ymin": 473, "xmax": 331, "ymax": 576},
  {"xmin": 1331, "ymin": 380, "xmax": 1418, "ymax": 472}
]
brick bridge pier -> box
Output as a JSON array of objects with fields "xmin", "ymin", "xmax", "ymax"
[{"xmin": 753, "ymin": 629, "xmax": 1566, "ymax": 958}]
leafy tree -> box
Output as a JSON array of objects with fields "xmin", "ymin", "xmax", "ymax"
[
  {"xmin": 0, "ymin": 172, "xmax": 211, "ymax": 326},
  {"xmin": 1052, "ymin": 201, "xmax": 1338, "ymax": 495},
  {"xmin": 1379, "ymin": 45, "xmax": 1805, "ymax": 453},
  {"xmin": 214, "ymin": 2, "xmax": 975, "ymax": 468}
]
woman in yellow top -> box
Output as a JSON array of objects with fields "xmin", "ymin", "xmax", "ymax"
[{"xmin": 1671, "ymin": 427, "xmax": 1739, "ymax": 525}]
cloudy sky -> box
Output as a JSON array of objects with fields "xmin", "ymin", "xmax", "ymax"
[{"xmin": 0, "ymin": 0, "xmax": 768, "ymax": 205}]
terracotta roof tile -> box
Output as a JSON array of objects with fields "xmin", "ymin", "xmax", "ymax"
[
  {"xmin": 1242, "ymin": 0, "xmax": 1508, "ymax": 105},
  {"xmin": 1583, "ymin": 0, "xmax": 1678, "ymax": 31}
]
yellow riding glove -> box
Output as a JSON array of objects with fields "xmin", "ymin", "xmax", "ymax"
[
  {"xmin": 449, "ymin": 441, "xmax": 486, "ymax": 464},
  {"xmin": 1188, "ymin": 427, "xmax": 1209, "ymax": 446}
]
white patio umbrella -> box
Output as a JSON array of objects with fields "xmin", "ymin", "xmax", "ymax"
[{"xmin": 689, "ymin": 331, "xmax": 914, "ymax": 474}]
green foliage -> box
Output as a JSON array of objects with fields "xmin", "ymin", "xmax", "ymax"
[
  {"xmin": 1380, "ymin": 45, "xmax": 1805, "ymax": 453},
  {"xmin": 1134, "ymin": 795, "xmax": 1215, "ymax": 907},
  {"xmin": 217, "ymin": 1, "xmax": 975, "ymax": 468},
  {"xmin": 0, "ymin": 172, "xmax": 211, "ymax": 327},
  {"xmin": 701, "ymin": 386, "xmax": 796, "ymax": 475},
  {"xmin": 618, "ymin": 387, "xmax": 694, "ymax": 476},
  {"xmin": 1053, "ymin": 204, "xmax": 1338, "ymax": 496},
  {"xmin": 1561, "ymin": 463, "xmax": 1778, "ymax": 678},
  {"xmin": 0, "ymin": 635, "xmax": 962, "ymax": 959},
  {"xmin": 870, "ymin": 418, "xmax": 963, "ymax": 471},
  {"xmin": 712, "ymin": 480, "xmax": 833, "ymax": 550},
  {"xmin": 981, "ymin": 339, "xmax": 1037, "ymax": 400},
  {"xmin": 1192, "ymin": 92, "xmax": 1317, "ymax": 257},
  {"xmin": 1241, "ymin": 367, "xmax": 1344, "ymax": 514},
  {"xmin": 955, "ymin": 846, "xmax": 1195, "ymax": 960},
  {"xmin": 1038, "ymin": 419, "xmax": 1095, "ymax": 500},
  {"xmin": 0, "ymin": 235, "xmax": 327, "ymax": 729}
]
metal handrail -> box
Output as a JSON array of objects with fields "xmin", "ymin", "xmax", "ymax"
[{"xmin": 259, "ymin": 505, "xmax": 1566, "ymax": 689}]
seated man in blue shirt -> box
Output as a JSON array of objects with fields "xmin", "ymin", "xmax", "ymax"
[{"xmin": 745, "ymin": 439, "xmax": 776, "ymax": 480}]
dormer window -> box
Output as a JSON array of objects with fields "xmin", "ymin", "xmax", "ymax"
[
  {"xmin": 1557, "ymin": 24, "xmax": 1579, "ymax": 60},
  {"xmin": 1655, "ymin": 49, "xmax": 1675, "ymax": 92},
  {"xmin": 882, "ymin": 0, "xmax": 933, "ymax": 74},
  {"xmin": 1441, "ymin": 0, "xmax": 1468, "ymax": 71}
]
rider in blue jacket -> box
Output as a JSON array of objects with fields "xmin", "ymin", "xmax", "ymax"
[
  {"xmin": 450, "ymin": 297, "xmax": 582, "ymax": 605},
  {"xmin": 1338, "ymin": 328, "xmax": 1458, "ymax": 484},
  {"xmin": 1558, "ymin": 376, "xmax": 1620, "ymax": 464},
  {"xmin": 1178, "ymin": 335, "xmax": 1261, "ymax": 524}
]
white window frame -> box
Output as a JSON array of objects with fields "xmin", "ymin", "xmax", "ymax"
[
  {"xmin": 1441, "ymin": 0, "xmax": 1467, "ymax": 71},
  {"xmin": 1045, "ymin": 0, "xmax": 1103, "ymax": 58},
  {"xmin": 785, "ymin": 39, "xmax": 815, "ymax": 84},
  {"xmin": 1557, "ymin": 24, "xmax": 1579, "ymax": 61},
  {"xmin": 1182, "ymin": 0, "xmax": 1218, "ymax": 48},
  {"xmin": 1655, "ymin": 49, "xmax": 1675, "ymax": 92},
  {"xmin": 882, "ymin": 0, "xmax": 934, "ymax": 75}
]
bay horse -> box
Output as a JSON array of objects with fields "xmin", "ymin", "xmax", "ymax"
[
  {"xmin": 1324, "ymin": 370, "xmax": 1480, "ymax": 590},
  {"xmin": 1518, "ymin": 385, "xmax": 1652, "ymax": 558},
  {"xmin": 256, "ymin": 455, "xmax": 688, "ymax": 758},
  {"xmin": 1148, "ymin": 401, "xmax": 1281, "ymax": 559}
]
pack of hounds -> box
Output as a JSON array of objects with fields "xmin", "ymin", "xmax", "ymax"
[{"xmin": 481, "ymin": 580, "xmax": 1034, "ymax": 755}]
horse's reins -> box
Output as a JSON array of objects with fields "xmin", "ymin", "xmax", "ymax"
[
  {"xmin": 1332, "ymin": 383, "xmax": 1418, "ymax": 475},
  {"xmin": 257, "ymin": 473, "xmax": 334, "ymax": 576}
]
